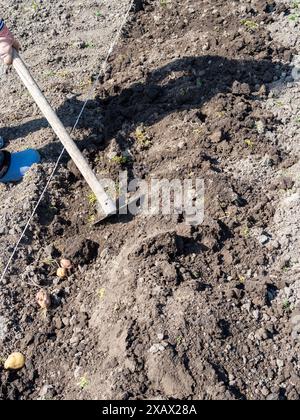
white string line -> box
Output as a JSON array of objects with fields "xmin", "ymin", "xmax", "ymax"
[{"xmin": 0, "ymin": 0, "xmax": 135, "ymax": 283}]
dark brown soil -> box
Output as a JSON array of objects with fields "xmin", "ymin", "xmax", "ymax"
[{"xmin": 1, "ymin": 0, "xmax": 299, "ymax": 400}]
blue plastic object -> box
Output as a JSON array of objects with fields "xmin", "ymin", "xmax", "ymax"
[{"xmin": 0, "ymin": 149, "xmax": 41, "ymax": 183}]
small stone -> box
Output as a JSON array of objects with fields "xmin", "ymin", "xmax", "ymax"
[
  {"xmin": 62, "ymin": 317, "xmax": 70, "ymax": 327},
  {"xmin": 149, "ymin": 343, "xmax": 165, "ymax": 354},
  {"xmin": 261, "ymin": 387, "xmax": 270, "ymax": 397},
  {"xmin": 124, "ymin": 359, "xmax": 136, "ymax": 373},
  {"xmin": 70, "ymin": 335, "xmax": 79, "ymax": 345},
  {"xmin": 36, "ymin": 289, "xmax": 51, "ymax": 310},
  {"xmin": 277, "ymin": 359, "xmax": 284, "ymax": 369},
  {"xmin": 259, "ymin": 235, "xmax": 270, "ymax": 245},
  {"xmin": 74, "ymin": 366, "xmax": 83, "ymax": 379},
  {"xmin": 54, "ymin": 318, "xmax": 63, "ymax": 330},
  {"xmin": 232, "ymin": 81, "xmax": 251, "ymax": 95},
  {"xmin": 228, "ymin": 373, "xmax": 235, "ymax": 383},
  {"xmin": 253, "ymin": 310, "xmax": 260, "ymax": 320},
  {"xmin": 39, "ymin": 384, "xmax": 54, "ymax": 398},
  {"xmin": 176, "ymin": 224, "xmax": 192, "ymax": 237},
  {"xmin": 210, "ymin": 130, "xmax": 223, "ymax": 143},
  {"xmin": 255, "ymin": 328, "xmax": 270, "ymax": 341},
  {"xmin": 60, "ymin": 259, "xmax": 72, "ymax": 269},
  {"xmin": 258, "ymin": 85, "xmax": 267, "ymax": 96},
  {"xmin": 256, "ymin": 120, "xmax": 265, "ymax": 134}
]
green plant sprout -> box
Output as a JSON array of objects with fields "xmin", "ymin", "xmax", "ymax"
[
  {"xmin": 282, "ymin": 299, "xmax": 291, "ymax": 312},
  {"xmin": 176, "ymin": 336, "xmax": 183, "ymax": 345},
  {"xmin": 32, "ymin": 1, "xmax": 40, "ymax": 12},
  {"xmin": 110, "ymin": 156, "xmax": 129, "ymax": 165},
  {"xmin": 245, "ymin": 139, "xmax": 255, "ymax": 149},
  {"xmin": 44, "ymin": 70, "xmax": 56, "ymax": 77},
  {"xmin": 78, "ymin": 376, "xmax": 89, "ymax": 390},
  {"xmin": 289, "ymin": 1, "xmax": 300, "ymax": 21},
  {"xmin": 87, "ymin": 192, "xmax": 97, "ymax": 205},
  {"xmin": 42, "ymin": 258, "xmax": 58, "ymax": 268},
  {"xmin": 242, "ymin": 226, "xmax": 250, "ymax": 238},
  {"xmin": 160, "ymin": 0, "xmax": 170, "ymax": 7},
  {"xmin": 98, "ymin": 288, "xmax": 106, "ymax": 300},
  {"xmin": 238, "ymin": 275, "xmax": 246, "ymax": 284},
  {"xmin": 241, "ymin": 19, "xmax": 259, "ymax": 31},
  {"xmin": 135, "ymin": 125, "xmax": 152, "ymax": 149},
  {"xmin": 87, "ymin": 214, "xmax": 96, "ymax": 224},
  {"xmin": 85, "ymin": 42, "xmax": 95, "ymax": 49}
]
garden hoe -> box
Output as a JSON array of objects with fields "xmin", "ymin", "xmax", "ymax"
[{"xmin": 12, "ymin": 49, "xmax": 133, "ymax": 223}]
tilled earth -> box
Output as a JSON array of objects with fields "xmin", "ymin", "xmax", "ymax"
[{"xmin": 1, "ymin": 0, "xmax": 300, "ymax": 400}]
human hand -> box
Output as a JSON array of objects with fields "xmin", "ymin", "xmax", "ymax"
[{"xmin": 0, "ymin": 24, "xmax": 21, "ymax": 65}]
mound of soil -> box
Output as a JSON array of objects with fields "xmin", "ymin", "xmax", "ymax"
[{"xmin": 1, "ymin": 0, "xmax": 300, "ymax": 400}]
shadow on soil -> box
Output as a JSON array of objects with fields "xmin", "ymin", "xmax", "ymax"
[{"xmin": 1, "ymin": 55, "xmax": 290, "ymax": 158}]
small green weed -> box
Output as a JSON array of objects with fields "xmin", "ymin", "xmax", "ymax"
[
  {"xmin": 78, "ymin": 376, "xmax": 89, "ymax": 390},
  {"xmin": 241, "ymin": 19, "xmax": 259, "ymax": 31},
  {"xmin": 160, "ymin": 0, "xmax": 170, "ymax": 7},
  {"xmin": 87, "ymin": 192, "xmax": 97, "ymax": 205},
  {"xmin": 110, "ymin": 156, "xmax": 129, "ymax": 165},
  {"xmin": 289, "ymin": 1, "xmax": 300, "ymax": 21},
  {"xmin": 135, "ymin": 125, "xmax": 152, "ymax": 149},
  {"xmin": 32, "ymin": 1, "xmax": 40, "ymax": 12},
  {"xmin": 245, "ymin": 139, "xmax": 255, "ymax": 149},
  {"xmin": 282, "ymin": 299, "xmax": 291, "ymax": 312}
]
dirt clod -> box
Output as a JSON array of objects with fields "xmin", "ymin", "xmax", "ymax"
[{"xmin": 1, "ymin": 0, "xmax": 300, "ymax": 401}]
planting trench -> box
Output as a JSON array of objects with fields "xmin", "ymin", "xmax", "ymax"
[{"xmin": 0, "ymin": 0, "xmax": 300, "ymax": 400}]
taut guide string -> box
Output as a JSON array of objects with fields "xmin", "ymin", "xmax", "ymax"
[{"xmin": 0, "ymin": 0, "xmax": 135, "ymax": 283}]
